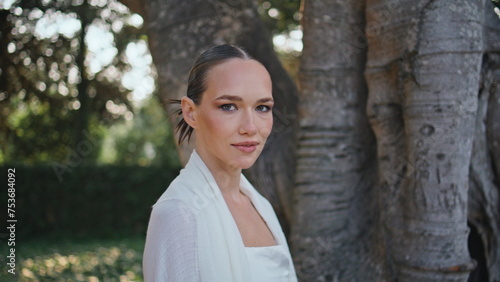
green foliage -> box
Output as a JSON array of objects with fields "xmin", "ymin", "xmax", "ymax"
[
  {"xmin": 1, "ymin": 237, "xmax": 145, "ymax": 281},
  {"xmin": 257, "ymin": 0, "xmax": 301, "ymax": 34},
  {"xmin": 0, "ymin": 0, "xmax": 149, "ymax": 165},
  {"xmin": 257, "ymin": 1, "xmax": 302, "ymax": 57},
  {"xmin": 1, "ymin": 164, "xmax": 180, "ymax": 240},
  {"xmin": 99, "ymin": 97, "xmax": 180, "ymax": 168},
  {"xmin": 4, "ymin": 101, "xmax": 106, "ymax": 165}
]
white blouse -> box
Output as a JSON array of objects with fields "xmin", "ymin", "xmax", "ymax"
[
  {"xmin": 246, "ymin": 245, "xmax": 292, "ymax": 281},
  {"xmin": 143, "ymin": 150, "xmax": 297, "ymax": 282}
]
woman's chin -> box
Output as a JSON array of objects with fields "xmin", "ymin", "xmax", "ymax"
[
  {"xmin": 240, "ymin": 163, "xmax": 255, "ymax": 170},
  {"xmin": 230, "ymin": 157, "xmax": 258, "ymax": 170}
]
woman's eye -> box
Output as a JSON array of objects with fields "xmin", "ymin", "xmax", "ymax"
[
  {"xmin": 256, "ymin": 105, "xmax": 272, "ymax": 112},
  {"xmin": 220, "ymin": 104, "xmax": 236, "ymax": 111}
]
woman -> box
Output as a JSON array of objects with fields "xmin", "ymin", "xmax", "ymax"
[{"xmin": 143, "ymin": 44, "xmax": 297, "ymax": 281}]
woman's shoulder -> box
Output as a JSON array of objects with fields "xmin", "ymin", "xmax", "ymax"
[
  {"xmin": 155, "ymin": 171, "xmax": 196, "ymax": 203},
  {"xmin": 153, "ymin": 164, "xmax": 213, "ymax": 212}
]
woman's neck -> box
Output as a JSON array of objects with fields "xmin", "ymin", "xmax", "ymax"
[{"xmin": 195, "ymin": 148, "xmax": 243, "ymax": 201}]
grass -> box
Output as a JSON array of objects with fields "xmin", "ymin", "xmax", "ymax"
[{"xmin": 1, "ymin": 236, "xmax": 145, "ymax": 282}]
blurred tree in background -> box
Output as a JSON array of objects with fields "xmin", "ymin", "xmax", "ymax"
[
  {"xmin": 258, "ymin": 0, "xmax": 301, "ymax": 33},
  {"xmin": 0, "ymin": 0, "xmax": 178, "ymax": 167},
  {"xmin": 99, "ymin": 97, "xmax": 179, "ymax": 166}
]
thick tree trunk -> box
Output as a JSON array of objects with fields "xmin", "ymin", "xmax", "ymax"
[
  {"xmin": 484, "ymin": 2, "xmax": 500, "ymax": 189},
  {"xmin": 468, "ymin": 3, "xmax": 500, "ymax": 281},
  {"xmin": 469, "ymin": 52, "xmax": 500, "ymax": 282},
  {"xmin": 487, "ymin": 59, "xmax": 500, "ymax": 181},
  {"xmin": 291, "ymin": 1, "xmax": 378, "ymax": 280},
  {"xmin": 141, "ymin": 0, "xmax": 298, "ymax": 230},
  {"xmin": 365, "ymin": 0, "xmax": 483, "ymax": 281}
]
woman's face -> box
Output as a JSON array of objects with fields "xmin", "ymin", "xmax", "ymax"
[{"xmin": 184, "ymin": 58, "xmax": 274, "ymax": 171}]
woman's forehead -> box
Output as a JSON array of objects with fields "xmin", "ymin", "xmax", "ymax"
[{"xmin": 204, "ymin": 59, "xmax": 272, "ymax": 99}]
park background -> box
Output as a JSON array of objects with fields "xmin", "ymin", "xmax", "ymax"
[{"xmin": 1, "ymin": 0, "xmax": 500, "ymax": 281}]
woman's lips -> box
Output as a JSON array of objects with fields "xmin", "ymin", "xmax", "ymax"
[{"xmin": 231, "ymin": 142, "xmax": 259, "ymax": 153}]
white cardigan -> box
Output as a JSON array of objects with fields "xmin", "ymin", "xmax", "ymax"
[{"xmin": 143, "ymin": 150, "xmax": 297, "ymax": 282}]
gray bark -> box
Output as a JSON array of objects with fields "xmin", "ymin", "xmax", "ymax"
[
  {"xmin": 468, "ymin": 3, "xmax": 500, "ymax": 281},
  {"xmin": 485, "ymin": 2, "xmax": 500, "ymax": 187},
  {"xmin": 469, "ymin": 52, "xmax": 500, "ymax": 282},
  {"xmin": 291, "ymin": 1, "xmax": 378, "ymax": 280},
  {"xmin": 141, "ymin": 0, "xmax": 299, "ymax": 231},
  {"xmin": 365, "ymin": 0, "xmax": 483, "ymax": 281}
]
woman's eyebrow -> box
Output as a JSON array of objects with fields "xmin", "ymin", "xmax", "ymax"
[
  {"xmin": 215, "ymin": 95, "xmax": 242, "ymax": 101},
  {"xmin": 214, "ymin": 95, "xmax": 274, "ymax": 104},
  {"xmin": 257, "ymin": 97, "xmax": 274, "ymax": 103}
]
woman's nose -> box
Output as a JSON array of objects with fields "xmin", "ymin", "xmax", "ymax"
[{"xmin": 239, "ymin": 110, "xmax": 257, "ymax": 135}]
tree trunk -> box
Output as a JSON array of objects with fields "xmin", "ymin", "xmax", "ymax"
[
  {"xmin": 468, "ymin": 51, "xmax": 500, "ymax": 282},
  {"xmin": 141, "ymin": 0, "xmax": 299, "ymax": 231},
  {"xmin": 365, "ymin": 0, "xmax": 485, "ymax": 280},
  {"xmin": 291, "ymin": 1, "xmax": 378, "ymax": 280},
  {"xmin": 468, "ymin": 3, "xmax": 500, "ymax": 281},
  {"xmin": 485, "ymin": 7, "xmax": 500, "ymax": 184}
]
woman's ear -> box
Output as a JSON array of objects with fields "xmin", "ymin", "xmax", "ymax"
[{"xmin": 181, "ymin": 96, "xmax": 197, "ymax": 129}]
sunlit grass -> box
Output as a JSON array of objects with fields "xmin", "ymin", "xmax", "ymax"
[{"xmin": 5, "ymin": 237, "xmax": 144, "ymax": 281}]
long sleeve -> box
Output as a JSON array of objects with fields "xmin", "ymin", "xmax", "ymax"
[{"xmin": 143, "ymin": 199, "xmax": 201, "ymax": 282}]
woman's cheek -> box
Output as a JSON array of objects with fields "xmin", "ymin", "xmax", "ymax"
[
  {"xmin": 262, "ymin": 116, "xmax": 273, "ymax": 139},
  {"xmin": 208, "ymin": 113, "xmax": 226, "ymax": 134}
]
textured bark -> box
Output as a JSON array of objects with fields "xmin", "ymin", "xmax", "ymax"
[
  {"xmin": 365, "ymin": 0, "xmax": 483, "ymax": 281},
  {"xmin": 469, "ymin": 52, "xmax": 500, "ymax": 282},
  {"xmin": 468, "ymin": 4, "xmax": 500, "ymax": 281},
  {"xmin": 484, "ymin": 2, "xmax": 500, "ymax": 186},
  {"xmin": 142, "ymin": 0, "xmax": 298, "ymax": 230},
  {"xmin": 291, "ymin": 1, "xmax": 378, "ymax": 280}
]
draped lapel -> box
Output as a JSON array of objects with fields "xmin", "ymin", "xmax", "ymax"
[
  {"xmin": 239, "ymin": 175, "xmax": 287, "ymax": 247},
  {"xmin": 184, "ymin": 150, "xmax": 296, "ymax": 281},
  {"xmin": 187, "ymin": 150, "xmax": 250, "ymax": 282}
]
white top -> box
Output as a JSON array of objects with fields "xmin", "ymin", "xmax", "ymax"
[
  {"xmin": 245, "ymin": 245, "xmax": 292, "ymax": 282},
  {"xmin": 143, "ymin": 150, "xmax": 297, "ymax": 282}
]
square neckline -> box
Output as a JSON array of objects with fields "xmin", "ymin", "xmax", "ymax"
[{"xmin": 231, "ymin": 187, "xmax": 279, "ymax": 248}]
